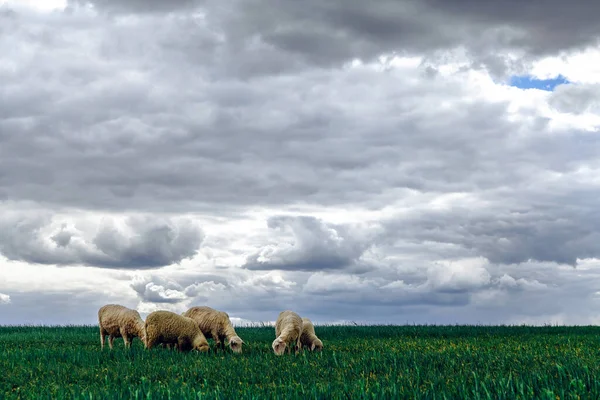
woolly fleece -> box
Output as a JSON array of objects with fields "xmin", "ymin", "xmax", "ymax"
[
  {"xmin": 300, "ymin": 317, "xmax": 323, "ymax": 352},
  {"xmin": 98, "ymin": 304, "xmax": 146, "ymax": 350},
  {"xmin": 145, "ymin": 310, "xmax": 209, "ymax": 352},
  {"xmin": 183, "ymin": 306, "xmax": 244, "ymax": 353},
  {"xmin": 272, "ymin": 310, "xmax": 303, "ymax": 355}
]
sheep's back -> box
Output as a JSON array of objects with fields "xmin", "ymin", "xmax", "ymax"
[
  {"xmin": 146, "ymin": 311, "xmax": 198, "ymax": 341},
  {"xmin": 275, "ymin": 311, "xmax": 302, "ymax": 339},
  {"xmin": 99, "ymin": 304, "xmax": 131, "ymax": 330},
  {"xmin": 301, "ymin": 318, "xmax": 316, "ymax": 337},
  {"xmin": 184, "ymin": 306, "xmax": 229, "ymax": 335}
]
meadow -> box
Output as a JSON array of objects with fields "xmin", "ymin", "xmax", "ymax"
[{"xmin": 1, "ymin": 324, "xmax": 600, "ymax": 399}]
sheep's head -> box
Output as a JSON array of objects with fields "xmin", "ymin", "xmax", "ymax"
[
  {"xmin": 311, "ymin": 339, "xmax": 323, "ymax": 352},
  {"xmin": 228, "ymin": 336, "xmax": 244, "ymax": 353},
  {"xmin": 272, "ymin": 337, "xmax": 286, "ymax": 355},
  {"xmin": 195, "ymin": 343, "xmax": 209, "ymax": 352},
  {"xmin": 193, "ymin": 335, "xmax": 209, "ymax": 353},
  {"xmin": 136, "ymin": 322, "xmax": 147, "ymax": 348},
  {"xmin": 140, "ymin": 332, "xmax": 148, "ymax": 348}
]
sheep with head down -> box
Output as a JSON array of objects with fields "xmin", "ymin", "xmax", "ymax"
[
  {"xmin": 300, "ymin": 317, "xmax": 323, "ymax": 352},
  {"xmin": 272, "ymin": 310, "xmax": 303, "ymax": 355},
  {"xmin": 182, "ymin": 306, "xmax": 244, "ymax": 353},
  {"xmin": 145, "ymin": 310, "xmax": 209, "ymax": 353},
  {"xmin": 98, "ymin": 304, "xmax": 146, "ymax": 350}
]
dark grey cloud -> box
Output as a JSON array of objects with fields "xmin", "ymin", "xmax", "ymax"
[
  {"xmin": 380, "ymin": 184, "xmax": 600, "ymax": 267},
  {"xmin": 57, "ymin": 0, "xmax": 600, "ymax": 78},
  {"xmin": 205, "ymin": 0, "xmax": 600, "ymax": 78},
  {"xmin": 242, "ymin": 216, "xmax": 374, "ymax": 272},
  {"xmin": 420, "ymin": 0, "xmax": 600, "ymax": 56},
  {"xmin": 0, "ymin": 213, "xmax": 204, "ymax": 268},
  {"xmin": 2, "ymin": 7, "xmax": 598, "ymax": 216}
]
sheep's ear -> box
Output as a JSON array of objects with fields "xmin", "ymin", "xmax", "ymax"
[{"xmin": 311, "ymin": 343, "xmax": 316, "ymax": 351}]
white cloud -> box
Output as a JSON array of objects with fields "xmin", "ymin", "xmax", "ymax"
[
  {"xmin": 0, "ymin": 293, "xmax": 10, "ymax": 304},
  {"xmin": 425, "ymin": 258, "xmax": 492, "ymax": 292},
  {"xmin": 530, "ymin": 48, "xmax": 600, "ymax": 84}
]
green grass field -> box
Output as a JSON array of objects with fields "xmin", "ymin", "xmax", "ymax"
[{"xmin": 1, "ymin": 325, "xmax": 600, "ymax": 399}]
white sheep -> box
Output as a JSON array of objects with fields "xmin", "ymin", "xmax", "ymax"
[
  {"xmin": 144, "ymin": 310, "xmax": 209, "ymax": 352},
  {"xmin": 272, "ymin": 310, "xmax": 303, "ymax": 355},
  {"xmin": 98, "ymin": 304, "xmax": 146, "ymax": 350},
  {"xmin": 300, "ymin": 317, "xmax": 323, "ymax": 352},
  {"xmin": 182, "ymin": 306, "xmax": 245, "ymax": 353}
]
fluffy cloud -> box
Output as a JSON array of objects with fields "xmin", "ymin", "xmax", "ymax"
[
  {"xmin": 0, "ymin": 293, "xmax": 10, "ymax": 305},
  {"xmin": 130, "ymin": 274, "xmax": 227, "ymax": 304},
  {"xmin": 0, "ymin": 211, "xmax": 204, "ymax": 268},
  {"xmin": 243, "ymin": 216, "xmax": 375, "ymax": 271}
]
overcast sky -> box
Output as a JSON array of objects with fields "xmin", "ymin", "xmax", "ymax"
[{"xmin": 2, "ymin": 0, "xmax": 600, "ymax": 326}]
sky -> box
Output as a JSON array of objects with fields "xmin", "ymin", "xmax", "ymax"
[
  {"xmin": 510, "ymin": 75, "xmax": 570, "ymax": 91},
  {"xmin": 1, "ymin": 0, "xmax": 600, "ymax": 326}
]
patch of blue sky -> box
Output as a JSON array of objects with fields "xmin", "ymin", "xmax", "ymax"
[{"xmin": 509, "ymin": 74, "xmax": 570, "ymax": 91}]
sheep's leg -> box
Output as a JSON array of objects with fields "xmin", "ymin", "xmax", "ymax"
[
  {"xmin": 211, "ymin": 330, "xmax": 221, "ymax": 351},
  {"xmin": 100, "ymin": 328, "xmax": 106, "ymax": 349},
  {"xmin": 296, "ymin": 337, "xmax": 302, "ymax": 354},
  {"xmin": 177, "ymin": 338, "xmax": 188, "ymax": 352},
  {"xmin": 119, "ymin": 328, "xmax": 129, "ymax": 348},
  {"xmin": 108, "ymin": 335, "xmax": 115, "ymax": 350}
]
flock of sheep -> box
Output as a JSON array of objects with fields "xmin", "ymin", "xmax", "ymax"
[{"xmin": 98, "ymin": 304, "xmax": 324, "ymax": 355}]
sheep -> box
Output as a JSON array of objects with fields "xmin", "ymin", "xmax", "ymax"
[
  {"xmin": 182, "ymin": 306, "xmax": 244, "ymax": 353},
  {"xmin": 272, "ymin": 310, "xmax": 303, "ymax": 355},
  {"xmin": 300, "ymin": 317, "xmax": 323, "ymax": 352},
  {"xmin": 144, "ymin": 310, "xmax": 209, "ymax": 352},
  {"xmin": 98, "ymin": 304, "xmax": 147, "ymax": 350}
]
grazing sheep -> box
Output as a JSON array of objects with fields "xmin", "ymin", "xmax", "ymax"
[
  {"xmin": 300, "ymin": 317, "xmax": 323, "ymax": 352},
  {"xmin": 183, "ymin": 306, "xmax": 244, "ymax": 353},
  {"xmin": 98, "ymin": 304, "xmax": 146, "ymax": 350},
  {"xmin": 145, "ymin": 310, "xmax": 209, "ymax": 352},
  {"xmin": 272, "ymin": 310, "xmax": 303, "ymax": 355}
]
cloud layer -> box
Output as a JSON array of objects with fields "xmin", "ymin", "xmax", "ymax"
[{"xmin": 1, "ymin": 0, "xmax": 600, "ymax": 325}]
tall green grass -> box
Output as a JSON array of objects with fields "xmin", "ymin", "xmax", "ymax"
[{"xmin": 1, "ymin": 325, "xmax": 600, "ymax": 399}]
